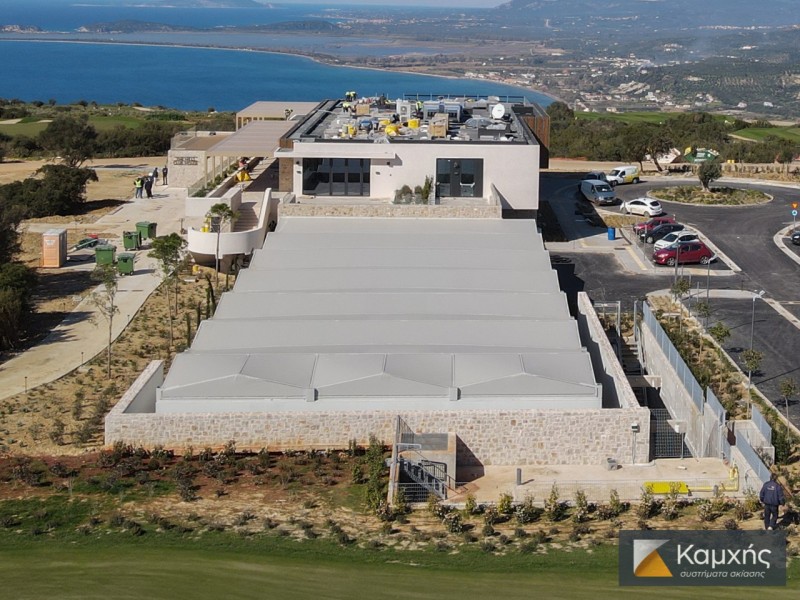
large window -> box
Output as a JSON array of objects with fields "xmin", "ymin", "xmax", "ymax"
[
  {"xmin": 302, "ymin": 158, "xmax": 370, "ymax": 196},
  {"xmin": 435, "ymin": 159, "xmax": 483, "ymax": 198}
]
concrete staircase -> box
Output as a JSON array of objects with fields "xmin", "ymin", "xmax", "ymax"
[{"xmin": 233, "ymin": 159, "xmax": 272, "ymax": 233}]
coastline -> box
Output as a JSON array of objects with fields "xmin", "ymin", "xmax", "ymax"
[{"xmin": 0, "ymin": 36, "xmax": 556, "ymax": 105}]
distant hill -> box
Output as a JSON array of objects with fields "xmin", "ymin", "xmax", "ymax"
[
  {"xmin": 494, "ymin": 0, "xmax": 796, "ymax": 29},
  {"xmin": 73, "ymin": 0, "xmax": 266, "ymax": 7},
  {"xmin": 242, "ymin": 20, "xmax": 339, "ymax": 33},
  {"xmin": 77, "ymin": 20, "xmax": 199, "ymax": 34}
]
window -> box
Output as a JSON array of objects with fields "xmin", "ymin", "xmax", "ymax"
[
  {"xmin": 435, "ymin": 159, "xmax": 483, "ymax": 198},
  {"xmin": 302, "ymin": 158, "xmax": 370, "ymax": 196}
]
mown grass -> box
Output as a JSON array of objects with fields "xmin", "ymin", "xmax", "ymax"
[
  {"xmin": 0, "ymin": 532, "xmax": 797, "ymax": 600},
  {"xmin": 732, "ymin": 127, "xmax": 800, "ymax": 143},
  {"xmin": 576, "ymin": 111, "xmax": 672, "ymax": 125},
  {"xmin": 0, "ymin": 114, "xmax": 170, "ymax": 138}
]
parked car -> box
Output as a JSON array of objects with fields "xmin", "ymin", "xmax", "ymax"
[
  {"xmin": 653, "ymin": 231, "xmax": 699, "ymax": 251},
  {"xmin": 607, "ymin": 165, "xmax": 641, "ymax": 186},
  {"xmin": 640, "ymin": 223, "xmax": 684, "ymax": 244},
  {"xmin": 653, "ymin": 241, "xmax": 715, "ymax": 266},
  {"xmin": 633, "ymin": 216, "xmax": 676, "ymax": 236},
  {"xmin": 579, "ymin": 179, "xmax": 616, "ymax": 205},
  {"xmin": 582, "ymin": 171, "xmax": 608, "ymax": 183},
  {"xmin": 621, "ymin": 198, "xmax": 663, "ymax": 217},
  {"xmin": 791, "ymin": 231, "xmax": 800, "ymax": 246}
]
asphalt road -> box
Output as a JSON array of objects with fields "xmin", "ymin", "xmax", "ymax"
[{"xmin": 541, "ymin": 174, "xmax": 800, "ymax": 426}]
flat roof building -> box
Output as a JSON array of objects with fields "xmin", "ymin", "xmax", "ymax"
[
  {"xmin": 158, "ymin": 217, "xmax": 600, "ymax": 414},
  {"xmin": 108, "ymin": 93, "xmax": 649, "ymax": 474}
]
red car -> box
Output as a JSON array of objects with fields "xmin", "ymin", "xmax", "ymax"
[
  {"xmin": 633, "ymin": 216, "xmax": 676, "ymax": 236},
  {"xmin": 653, "ymin": 242, "xmax": 715, "ymax": 266}
]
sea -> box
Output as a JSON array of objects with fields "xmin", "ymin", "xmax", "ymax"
[{"xmin": 0, "ymin": 1, "xmax": 552, "ymax": 111}]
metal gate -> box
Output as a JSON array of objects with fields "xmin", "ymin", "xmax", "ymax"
[{"xmin": 650, "ymin": 408, "xmax": 691, "ymax": 459}]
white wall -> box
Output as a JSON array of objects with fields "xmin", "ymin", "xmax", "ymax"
[
  {"xmin": 187, "ymin": 189, "xmax": 274, "ymax": 261},
  {"xmin": 290, "ymin": 141, "xmax": 540, "ymax": 211}
]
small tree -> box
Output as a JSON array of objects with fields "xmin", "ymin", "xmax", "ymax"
[
  {"xmin": 697, "ymin": 160, "xmax": 722, "ymax": 192},
  {"xmin": 742, "ymin": 349, "xmax": 763, "ymax": 384},
  {"xmin": 90, "ymin": 264, "xmax": 119, "ymax": 379},
  {"xmin": 708, "ymin": 322, "xmax": 731, "ymax": 346},
  {"xmin": 206, "ymin": 203, "xmax": 237, "ymax": 288},
  {"xmin": 779, "ymin": 378, "xmax": 797, "ymax": 423},
  {"xmin": 695, "ymin": 300, "xmax": 711, "ymax": 327},
  {"xmin": 149, "ymin": 233, "xmax": 187, "ymax": 346},
  {"xmin": 671, "ymin": 278, "xmax": 691, "ymax": 332}
]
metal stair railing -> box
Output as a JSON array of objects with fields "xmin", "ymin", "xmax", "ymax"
[{"xmin": 397, "ymin": 456, "xmax": 448, "ymax": 500}]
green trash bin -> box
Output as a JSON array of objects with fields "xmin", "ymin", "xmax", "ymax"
[
  {"xmin": 136, "ymin": 221, "xmax": 152, "ymax": 241},
  {"xmin": 123, "ymin": 231, "xmax": 139, "ymax": 250},
  {"xmin": 147, "ymin": 222, "xmax": 157, "ymax": 239},
  {"xmin": 94, "ymin": 244, "xmax": 116, "ymax": 266},
  {"xmin": 117, "ymin": 252, "xmax": 135, "ymax": 276}
]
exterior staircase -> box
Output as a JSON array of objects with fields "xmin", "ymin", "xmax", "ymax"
[{"xmin": 392, "ymin": 418, "xmax": 464, "ymax": 503}]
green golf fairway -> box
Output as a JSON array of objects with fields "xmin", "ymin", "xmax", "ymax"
[{"xmin": 0, "ymin": 539, "xmax": 796, "ymax": 600}]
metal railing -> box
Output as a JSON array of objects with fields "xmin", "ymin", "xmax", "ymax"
[
  {"xmin": 641, "ymin": 301, "xmax": 773, "ymax": 486},
  {"xmin": 752, "ymin": 405, "xmax": 772, "ymax": 445},
  {"xmin": 397, "ymin": 457, "xmax": 449, "ymax": 500}
]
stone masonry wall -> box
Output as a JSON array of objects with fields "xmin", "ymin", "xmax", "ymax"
[
  {"xmin": 106, "ymin": 397, "xmax": 650, "ymax": 466},
  {"xmin": 279, "ymin": 204, "xmax": 502, "ymax": 219}
]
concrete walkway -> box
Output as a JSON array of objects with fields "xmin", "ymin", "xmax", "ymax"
[
  {"xmin": 0, "ymin": 185, "xmax": 186, "ymax": 401},
  {"xmin": 450, "ymin": 458, "xmax": 734, "ymax": 504}
]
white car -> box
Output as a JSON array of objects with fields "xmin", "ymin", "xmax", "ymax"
[
  {"xmin": 653, "ymin": 231, "xmax": 699, "ymax": 251},
  {"xmin": 620, "ymin": 198, "xmax": 663, "ymax": 217}
]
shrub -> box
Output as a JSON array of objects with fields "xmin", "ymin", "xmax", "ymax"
[
  {"xmin": 482, "ymin": 523, "xmax": 495, "ymax": 537},
  {"xmin": 544, "ymin": 484, "xmax": 565, "ymax": 522},
  {"xmin": 519, "ymin": 540, "xmax": 539, "ymax": 554},
  {"xmin": 336, "ymin": 530, "xmax": 353, "ymax": 545},
  {"xmin": 515, "ymin": 496, "xmax": 540, "ymax": 524},
  {"xmin": 636, "ymin": 486, "xmax": 656, "ymax": 521},
  {"xmin": 442, "ymin": 512, "xmax": 464, "ymax": 534},
  {"xmin": 483, "ymin": 506, "xmax": 499, "ymax": 526},
  {"xmin": 733, "ymin": 500, "xmax": 751, "ymax": 521},
  {"xmin": 723, "ymin": 518, "xmax": 739, "ymax": 530},
  {"xmin": 497, "ymin": 492, "xmax": 514, "ymax": 515},
  {"xmin": 572, "ymin": 489, "xmax": 589, "ymax": 523},
  {"xmin": 464, "ymin": 493, "xmax": 478, "ymax": 515}
]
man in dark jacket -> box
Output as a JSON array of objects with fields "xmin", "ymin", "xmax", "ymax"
[{"xmin": 759, "ymin": 473, "xmax": 785, "ymax": 530}]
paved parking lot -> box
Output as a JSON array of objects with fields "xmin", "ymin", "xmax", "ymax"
[{"xmin": 541, "ymin": 172, "xmax": 800, "ymax": 429}]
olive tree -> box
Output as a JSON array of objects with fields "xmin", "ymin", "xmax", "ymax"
[
  {"xmin": 697, "ymin": 160, "xmax": 722, "ymax": 192},
  {"xmin": 38, "ymin": 114, "xmax": 97, "ymax": 167}
]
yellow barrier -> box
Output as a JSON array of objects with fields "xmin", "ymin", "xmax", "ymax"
[{"xmin": 645, "ymin": 481, "xmax": 688, "ymax": 494}]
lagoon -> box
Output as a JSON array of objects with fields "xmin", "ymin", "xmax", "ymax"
[{"xmin": 0, "ymin": 39, "xmax": 551, "ymax": 111}]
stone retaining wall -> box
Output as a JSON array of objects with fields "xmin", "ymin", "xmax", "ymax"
[
  {"xmin": 106, "ymin": 371, "xmax": 649, "ymax": 466},
  {"xmin": 279, "ymin": 203, "xmax": 502, "ymax": 219}
]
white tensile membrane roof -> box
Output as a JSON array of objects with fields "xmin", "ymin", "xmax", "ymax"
[{"xmin": 157, "ymin": 217, "xmax": 601, "ymax": 413}]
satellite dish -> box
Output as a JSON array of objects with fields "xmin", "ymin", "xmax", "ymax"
[{"xmin": 491, "ymin": 104, "xmax": 506, "ymax": 120}]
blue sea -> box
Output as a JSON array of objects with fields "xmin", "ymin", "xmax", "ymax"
[{"xmin": 0, "ymin": 2, "xmax": 553, "ymax": 111}]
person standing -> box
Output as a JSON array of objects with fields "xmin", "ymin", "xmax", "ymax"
[
  {"xmin": 133, "ymin": 176, "xmax": 143, "ymax": 198},
  {"xmin": 162, "ymin": 165, "xmax": 168, "ymax": 185},
  {"xmin": 144, "ymin": 175, "xmax": 153, "ymax": 199},
  {"xmin": 152, "ymin": 167, "xmax": 159, "ymax": 184},
  {"xmin": 759, "ymin": 473, "xmax": 786, "ymax": 530}
]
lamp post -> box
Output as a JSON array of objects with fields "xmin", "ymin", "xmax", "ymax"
[{"xmin": 747, "ymin": 290, "xmax": 766, "ymax": 416}]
